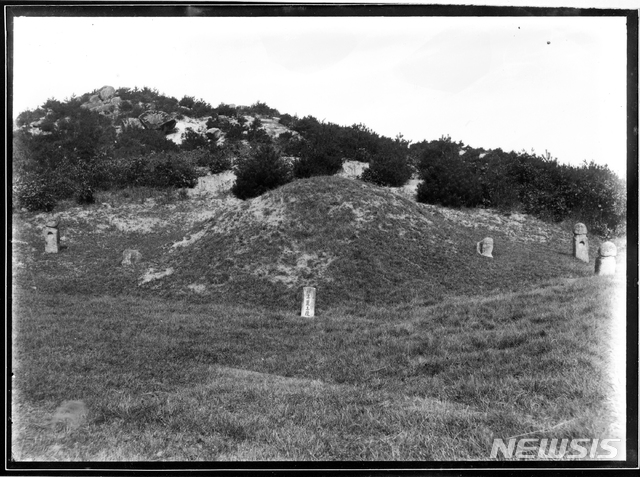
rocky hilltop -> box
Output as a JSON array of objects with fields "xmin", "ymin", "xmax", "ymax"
[{"xmin": 18, "ymin": 85, "xmax": 295, "ymax": 146}]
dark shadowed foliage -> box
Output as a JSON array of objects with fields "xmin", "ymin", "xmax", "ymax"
[{"xmin": 231, "ymin": 144, "xmax": 292, "ymax": 200}]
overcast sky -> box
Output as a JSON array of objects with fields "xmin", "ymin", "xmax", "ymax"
[{"xmin": 12, "ymin": 13, "xmax": 628, "ymax": 177}]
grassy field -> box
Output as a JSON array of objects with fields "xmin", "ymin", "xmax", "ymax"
[
  {"xmin": 10, "ymin": 179, "xmax": 628, "ymax": 461},
  {"xmin": 11, "ymin": 271, "xmax": 625, "ymax": 461}
]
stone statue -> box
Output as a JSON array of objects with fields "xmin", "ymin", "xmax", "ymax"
[{"xmin": 476, "ymin": 237, "xmax": 494, "ymax": 258}]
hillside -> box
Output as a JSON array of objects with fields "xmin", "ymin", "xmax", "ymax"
[
  {"xmin": 13, "ymin": 85, "xmax": 626, "ymax": 240},
  {"xmin": 10, "ymin": 169, "xmax": 628, "ymax": 461}
]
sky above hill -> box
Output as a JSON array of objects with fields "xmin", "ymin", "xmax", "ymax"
[{"xmin": 11, "ymin": 13, "xmax": 628, "ymax": 177}]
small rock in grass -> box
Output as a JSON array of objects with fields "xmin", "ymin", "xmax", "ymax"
[{"xmin": 122, "ymin": 249, "xmax": 143, "ymax": 267}]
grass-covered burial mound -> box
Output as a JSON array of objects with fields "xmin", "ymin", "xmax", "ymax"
[{"xmin": 139, "ymin": 176, "xmax": 594, "ymax": 310}]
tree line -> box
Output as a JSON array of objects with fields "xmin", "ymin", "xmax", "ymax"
[{"xmin": 12, "ymin": 90, "xmax": 626, "ymax": 237}]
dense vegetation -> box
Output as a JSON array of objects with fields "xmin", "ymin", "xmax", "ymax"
[
  {"xmin": 412, "ymin": 136, "xmax": 627, "ymax": 236},
  {"xmin": 12, "ymin": 87, "xmax": 626, "ymax": 237}
]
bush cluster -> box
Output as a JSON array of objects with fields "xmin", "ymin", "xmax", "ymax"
[
  {"xmin": 292, "ymin": 123, "xmax": 343, "ymax": 178},
  {"xmin": 360, "ymin": 136, "xmax": 413, "ymax": 187},
  {"xmin": 231, "ymin": 144, "xmax": 292, "ymax": 200},
  {"xmin": 13, "ymin": 176, "xmax": 57, "ymax": 212},
  {"xmin": 240, "ymin": 101, "xmax": 281, "ymax": 117},
  {"xmin": 13, "ymin": 148, "xmax": 200, "ymax": 211},
  {"xmin": 114, "ymin": 125, "xmax": 178, "ymax": 158},
  {"xmin": 413, "ymin": 136, "xmax": 626, "ymax": 236}
]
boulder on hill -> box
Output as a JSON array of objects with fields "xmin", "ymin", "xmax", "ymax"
[
  {"xmin": 121, "ymin": 117, "xmax": 144, "ymax": 129},
  {"xmin": 206, "ymin": 127, "xmax": 222, "ymax": 140},
  {"xmin": 81, "ymin": 86, "xmax": 122, "ymax": 115},
  {"xmin": 138, "ymin": 110, "xmax": 177, "ymax": 133},
  {"xmin": 99, "ymin": 85, "xmax": 116, "ymax": 101},
  {"xmin": 138, "ymin": 175, "xmax": 589, "ymax": 310}
]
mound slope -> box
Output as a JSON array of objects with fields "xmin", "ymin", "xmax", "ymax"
[{"xmin": 140, "ymin": 176, "xmax": 595, "ymax": 310}]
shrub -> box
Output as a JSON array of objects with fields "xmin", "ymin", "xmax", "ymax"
[
  {"xmin": 179, "ymin": 96, "xmax": 196, "ymax": 109},
  {"xmin": 567, "ymin": 161, "xmax": 627, "ymax": 236},
  {"xmin": 278, "ymin": 113, "xmax": 295, "ymax": 127},
  {"xmin": 113, "ymin": 124, "xmax": 178, "ymax": 158},
  {"xmin": 13, "ymin": 176, "xmax": 57, "ymax": 212},
  {"xmin": 416, "ymin": 156, "xmax": 483, "ymax": 208},
  {"xmin": 290, "ymin": 115, "xmax": 322, "ymax": 136},
  {"xmin": 231, "ymin": 144, "xmax": 292, "ymax": 200},
  {"xmin": 293, "ymin": 143, "xmax": 343, "ymax": 178},
  {"xmin": 360, "ymin": 138, "xmax": 412, "ymax": 187},
  {"xmin": 209, "ymin": 154, "xmax": 234, "ymax": 175},
  {"xmin": 336, "ymin": 123, "xmax": 381, "ymax": 162},
  {"xmin": 215, "ymin": 103, "xmax": 238, "ymax": 117},
  {"xmin": 244, "ymin": 101, "xmax": 280, "ymax": 117},
  {"xmin": 292, "ymin": 124, "xmax": 343, "ymax": 178},
  {"xmin": 225, "ymin": 123, "xmax": 246, "ymax": 142},
  {"xmin": 76, "ymin": 183, "xmax": 95, "ymax": 205},
  {"xmin": 191, "ymin": 100, "xmax": 215, "ymax": 118},
  {"xmin": 247, "ymin": 118, "xmax": 272, "ymax": 145},
  {"xmin": 142, "ymin": 151, "xmax": 199, "ymax": 189},
  {"xmin": 20, "ymin": 107, "xmax": 117, "ymax": 171},
  {"xmin": 277, "ymin": 132, "xmax": 305, "ymax": 157},
  {"xmin": 180, "ymin": 128, "xmax": 209, "ymax": 151}
]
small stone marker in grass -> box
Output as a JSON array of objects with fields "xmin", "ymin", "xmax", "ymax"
[
  {"xmin": 595, "ymin": 241, "xmax": 617, "ymax": 276},
  {"xmin": 122, "ymin": 249, "xmax": 143, "ymax": 267},
  {"xmin": 476, "ymin": 237, "xmax": 494, "ymax": 258},
  {"xmin": 44, "ymin": 219, "xmax": 60, "ymax": 253},
  {"xmin": 301, "ymin": 286, "xmax": 316, "ymax": 317},
  {"xmin": 573, "ymin": 223, "xmax": 589, "ymax": 263}
]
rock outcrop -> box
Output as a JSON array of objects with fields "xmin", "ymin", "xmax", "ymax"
[
  {"xmin": 99, "ymin": 85, "xmax": 116, "ymax": 101},
  {"xmin": 138, "ymin": 110, "xmax": 177, "ymax": 134},
  {"xmin": 206, "ymin": 127, "xmax": 222, "ymax": 140},
  {"xmin": 81, "ymin": 85, "xmax": 122, "ymax": 115}
]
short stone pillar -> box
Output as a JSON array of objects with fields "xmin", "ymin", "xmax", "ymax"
[
  {"xmin": 476, "ymin": 237, "xmax": 494, "ymax": 258},
  {"xmin": 301, "ymin": 287, "xmax": 316, "ymax": 318},
  {"xmin": 595, "ymin": 242, "xmax": 617, "ymax": 276},
  {"xmin": 573, "ymin": 223, "xmax": 589, "ymax": 263},
  {"xmin": 44, "ymin": 219, "xmax": 60, "ymax": 253}
]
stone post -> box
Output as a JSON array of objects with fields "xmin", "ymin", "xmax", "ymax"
[
  {"xmin": 44, "ymin": 219, "xmax": 60, "ymax": 253},
  {"xmin": 595, "ymin": 242, "xmax": 617, "ymax": 276},
  {"xmin": 476, "ymin": 237, "xmax": 494, "ymax": 258},
  {"xmin": 301, "ymin": 287, "xmax": 316, "ymax": 317},
  {"xmin": 573, "ymin": 223, "xmax": 589, "ymax": 262}
]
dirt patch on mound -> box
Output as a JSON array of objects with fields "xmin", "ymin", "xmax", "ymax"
[
  {"xmin": 188, "ymin": 171, "xmax": 237, "ymax": 198},
  {"xmin": 166, "ymin": 117, "xmax": 209, "ymax": 145}
]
